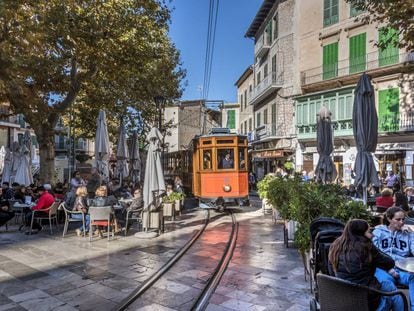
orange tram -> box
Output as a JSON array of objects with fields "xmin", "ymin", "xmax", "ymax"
[{"xmin": 191, "ymin": 128, "xmax": 249, "ymax": 208}]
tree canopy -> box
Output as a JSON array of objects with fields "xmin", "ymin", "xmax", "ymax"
[
  {"xmin": 346, "ymin": 0, "xmax": 414, "ymax": 50},
  {"xmin": 0, "ymin": 0, "xmax": 186, "ymax": 181}
]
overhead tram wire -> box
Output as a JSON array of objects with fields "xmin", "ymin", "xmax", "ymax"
[
  {"xmin": 202, "ymin": 0, "xmax": 220, "ymax": 100},
  {"xmin": 204, "ymin": 0, "xmax": 219, "ymax": 101}
]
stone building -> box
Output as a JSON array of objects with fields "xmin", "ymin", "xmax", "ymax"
[
  {"xmin": 245, "ymin": 0, "xmax": 298, "ymax": 179},
  {"xmin": 295, "ymin": 0, "xmax": 414, "ymax": 184}
]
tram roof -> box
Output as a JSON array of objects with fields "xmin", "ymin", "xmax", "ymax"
[{"xmin": 195, "ymin": 132, "xmax": 247, "ymax": 139}]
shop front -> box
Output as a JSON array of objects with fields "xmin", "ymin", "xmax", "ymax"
[{"xmin": 251, "ymin": 149, "xmax": 293, "ymax": 180}]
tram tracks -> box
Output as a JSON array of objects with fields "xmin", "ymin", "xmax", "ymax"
[{"xmin": 114, "ymin": 208, "xmax": 238, "ymax": 311}]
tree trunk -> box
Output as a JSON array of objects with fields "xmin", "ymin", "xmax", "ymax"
[{"xmin": 37, "ymin": 125, "xmax": 56, "ymax": 185}]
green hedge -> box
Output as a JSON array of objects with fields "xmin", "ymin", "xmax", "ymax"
[{"xmin": 257, "ymin": 174, "xmax": 372, "ymax": 253}]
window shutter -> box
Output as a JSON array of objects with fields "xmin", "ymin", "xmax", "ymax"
[
  {"xmin": 379, "ymin": 27, "xmax": 399, "ymax": 67},
  {"xmin": 349, "ymin": 33, "xmax": 366, "ymax": 73},
  {"xmin": 323, "ymin": 42, "xmax": 338, "ymax": 80},
  {"xmin": 378, "ymin": 88, "xmax": 400, "ymax": 132},
  {"xmin": 226, "ymin": 110, "xmax": 236, "ymax": 129}
]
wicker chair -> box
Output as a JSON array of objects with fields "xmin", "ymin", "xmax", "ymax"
[
  {"xmin": 125, "ymin": 207, "xmax": 142, "ymax": 236},
  {"xmin": 317, "ymin": 274, "xmax": 408, "ymax": 311},
  {"xmin": 60, "ymin": 202, "xmax": 86, "ymax": 237}
]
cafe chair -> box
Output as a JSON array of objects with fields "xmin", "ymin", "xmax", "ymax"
[
  {"xmin": 89, "ymin": 206, "xmax": 114, "ymax": 242},
  {"xmin": 8, "ymin": 199, "xmax": 24, "ymax": 224},
  {"xmin": 30, "ymin": 200, "xmax": 61, "ymax": 235},
  {"xmin": 317, "ymin": 274, "xmax": 408, "ymax": 311},
  {"xmin": 60, "ymin": 202, "xmax": 86, "ymax": 237},
  {"xmin": 404, "ymin": 217, "xmax": 414, "ymax": 225},
  {"xmin": 125, "ymin": 206, "xmax": 143, "ymax": 236},
  {"xmin": 376, "ymin": 206, "xmax": 389, "ymax": 213}
]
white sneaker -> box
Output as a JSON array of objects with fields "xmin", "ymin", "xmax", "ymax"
[{"xmin": 75, "ymin": 229, "xmax": 82, "ymax": 237}]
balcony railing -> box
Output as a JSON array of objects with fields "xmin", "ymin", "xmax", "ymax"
[
  {"xmin": 297, "ymin": 119, "xmax": 354, "ymax": 139},
  {"xmin": 301, "ymin": 51, "xmax": 414, "ymax": 86},
  {"xmin": 250, "ymin": 71, "xmax": 283, "ymax": 106},
  {"xmin": 296, "ymin": 111, "xmax": 414, "ymax": 139},
  {"xmin": 255, "ymin": 36, "xmax": 271, "ymax": 58},
  {"xmin": 251, "ymin": 123, "xmax": 286, "ymax": 142},
  {"xmin": 379, "ymin": 111, "xmax": 414, "ymax": 133}
]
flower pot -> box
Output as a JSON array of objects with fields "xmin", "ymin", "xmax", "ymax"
[
  {"xmin": 174, "ymin": 200, "xmax": 181, "ymax": 213},
  {"xmin": 163, "ymin": 203, "xmax": 174, "ymax": 217},
  {"xmin": 262, "ymin": 198, "xmax": 273, "ymax": 214},
  {"xmin": 287, "ymin": 220, "xmax": 297, "ymax": 241}
]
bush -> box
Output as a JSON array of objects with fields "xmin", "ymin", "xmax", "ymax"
[
  {"xmin": 257, "ymin": 174, "xmax": 276, "ymax": 199},
  {"xmin": 264, "ymin": 177, "xmax": 372, "ymax": 254}
]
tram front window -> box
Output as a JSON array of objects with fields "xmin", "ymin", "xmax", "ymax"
[
  {"xmin": 239, "ymin": 147, "xmax": 246, "ymax": 170},
  {"xmin": 202, "ymin": 149, "xmax": 212, "ymax": 169},
  {"xmin": 218, "ymin": 149, "xmax": 234, "ymax": 169}
]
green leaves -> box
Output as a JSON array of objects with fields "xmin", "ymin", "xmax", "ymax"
[{"xmin": 346, "ymin": 0, "xmax": 413, "ymax": 50}]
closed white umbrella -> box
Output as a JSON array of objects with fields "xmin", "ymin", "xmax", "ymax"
[
  {"xmin": 142, "ymin": 127, "xmax": 165, "ymax": 231},
  {"xmin": 0, "ymin": 146, "xmax": 5, "ymax": 175},
  {"xmin": 1, "ymin": 147, "xmax": 12, "ymax": 183},
  {"xmin": 10, "ymin": 141, "xmax": 20, "ymax": 182},
  {"xmin": 14, "ymin": 145, "xmax": 32, "ymax": 186},
  {"xmin": 95, "ymin": 110, "xmax": 110, "ymax": 182},
  {"xmin": 22, "ymin": 130, "xmax": 34, "ymax": 185},
  {"xmin": 129, "ymin": 130, "xmax": 141, "ymax": 187},
  {"xmin": 116, "ymin": 119, "xmax": 129, "ymax": 185}
]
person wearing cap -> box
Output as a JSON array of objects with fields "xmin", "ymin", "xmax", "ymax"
[{"xmin": 25, "ymin": 186, "xmax": 55, "ymax": 234}]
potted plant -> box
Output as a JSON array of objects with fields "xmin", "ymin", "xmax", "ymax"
[
  {"xmin": 162, "ymin": 195, "xmax": 175, "ymax": 217},
  {"xmin": 170, "ymin": 191, "xmax": 185, "ymax": 213},
  {"xmin": 257, "ymin": 174, "xmax": 276, "ymax": 214}
]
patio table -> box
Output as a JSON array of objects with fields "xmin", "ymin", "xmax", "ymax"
[{"xmin": 396, "ymin": 257, "xmax": 414, "ymax": 273}]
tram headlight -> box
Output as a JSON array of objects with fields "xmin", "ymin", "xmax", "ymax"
[{"xmin": 223, "ymin": 185, "xmax": 231, "ymax": 192}]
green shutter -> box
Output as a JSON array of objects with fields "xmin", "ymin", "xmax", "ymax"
[
  {"xmin": 349, "ymin": 33, "xmax": 366, "ymax": 73},
  {"xmin": 226, "ymin": 110, "xmax": 236, "ymax": 129},
  {"xmin": 379, "ymin": 27, "xmax": 399, "ymax": 67},
  {"xmin": 266, "ymin": 20, "xmax": 272, "ymax": 44},
  {"xmin": 323, "ymin": 42, "xmax": 338, "ymax": 80},
  {"xmin": 378, "ymin": 88, "xmax": 400, "ymax": 132},
  {"xmin": 324, "ymin": 0, "xmax": 339, "ymax": 27}
]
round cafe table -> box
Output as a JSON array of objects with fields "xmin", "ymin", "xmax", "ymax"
[{"xmin": 395, "ymin": 257, "xmax": 414, "ymax": 273}]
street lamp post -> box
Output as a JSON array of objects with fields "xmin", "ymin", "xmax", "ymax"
[{"xmin": 154, "ymin": 96, "xmax": 165, "ymax": 172}]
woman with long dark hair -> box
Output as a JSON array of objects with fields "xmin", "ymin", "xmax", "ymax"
[
  {"xmin": 373, "ymin": 207, "xmax": 414, "ymax": 311},
  {"xmin": 329, "ymin": 219, "xmax": 400, "ymax": 310}
]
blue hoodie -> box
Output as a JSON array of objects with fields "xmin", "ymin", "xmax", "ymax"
[{"xmin": 372, "ymin": 225, "xmax": 414, "ymax": 261}]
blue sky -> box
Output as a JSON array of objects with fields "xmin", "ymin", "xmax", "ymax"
[{"xmin": 168, "ymin": 0, "xmax": 263, "ymax": 103}]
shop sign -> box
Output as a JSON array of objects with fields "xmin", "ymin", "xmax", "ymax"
[{"xmin": 253, "ymin": 150, "xmax": 284, "ymax": 158}]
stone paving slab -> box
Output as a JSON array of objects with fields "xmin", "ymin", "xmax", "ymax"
[{"xmin": 0, "ymin": 206, "xmax": 310, "ymax": 310}]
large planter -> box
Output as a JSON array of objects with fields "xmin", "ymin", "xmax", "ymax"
[
  {"xmin": 174, "ymin": 200, "xmax": 182, "ymax": 213},
  {"xmin": 286, "ymin": 220, "xmax": 298, "ymax": 241},
  {"xmin": 262, "ymin": 198, "xmax": 273, "ymax": 214},
  {"xmin": 163, "ymin": 203, "xmax": 174, "ymax": 217}
]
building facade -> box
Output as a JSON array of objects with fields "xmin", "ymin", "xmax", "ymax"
[
  {"xmin": 236, "ymin": 66, "xmax": 254, "ymax": 141},
  {"xmin": 245, "ymin": 0, "xmax": 298, "ymax": 180},
  {"xmin": 296, "ymin": 0, "xmax": 414, "ymax": 184},
  {"xmin": 221, "ymin": 103, "xmax": 240, "ymax": 133}
]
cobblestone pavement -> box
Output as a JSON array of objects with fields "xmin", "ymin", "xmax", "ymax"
[{"xmin": 0, "ymin": 202, "xmax": 310, "ymax": 311}]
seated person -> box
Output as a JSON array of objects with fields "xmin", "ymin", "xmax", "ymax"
[
  {"xmin": 0, "ymin": 201, "xmax": 15, "ymax": 228},
  {"xmin": 221, "ymin": 153, "xmax": 234, "ymax": 169},
  {"xmin": 71, "ymin": 186, "xmax": 90, "ymax": 236},
  {"xmin": 376, "ymin": 188, "xmax": 394, "ymax": 209},
  {"xmin": 129, "ymin": 188, "xmax": 143, "ymax": 210},
  {"xmin": 90, "ymin": 186, "xmax": 120, "ymax": 235},
  {"xmin": 329, "ymin": 219, "xmax": 398, "ymax": 310},
  {"xmin": 393, "ymin": 191, "xmax": 410, "ymax": 212},
  {"xmin": 373, "ymin": 207, "xmax": 414, "ymax": 311},
  {"xmin": 25, "ymin": 186, "xmax": 55, "ymax": 234}
]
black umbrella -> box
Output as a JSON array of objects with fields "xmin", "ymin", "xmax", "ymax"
[
  {"xmin": 315, "ymin": 106, "xmax": 336, "ymax": 183},
  {"xmin": 353, "ymin": 73, "xmax": 380, "ymax": 204}
]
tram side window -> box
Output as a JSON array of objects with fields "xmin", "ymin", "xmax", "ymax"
[
  {"xmin": 203, "ymin": 149, "xmax": 212, "ymax": 170},
  {"xmin": 218, "ymin": 149, "xmax": 234, "ymax": 169},
  {"xmin": 239, "ymin": 148, "xmax": 246, "ymax": 170}
]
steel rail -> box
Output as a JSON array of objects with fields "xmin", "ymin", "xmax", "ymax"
[
  {"xmin": 114, "ymin": 209, "xmax": 210, "ymax": 311},
  {"xmin": 191, "ymin": 210, "xmax": 239, "ymax": 311}
]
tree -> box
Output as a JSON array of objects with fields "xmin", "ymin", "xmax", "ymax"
[
  {"xmin": 0, "ymin": 0, "xmax": 185, "ymax": 183},
  {"xmin": 346, "ymin": 0, "xmax": 414, "ymax": 50}
]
